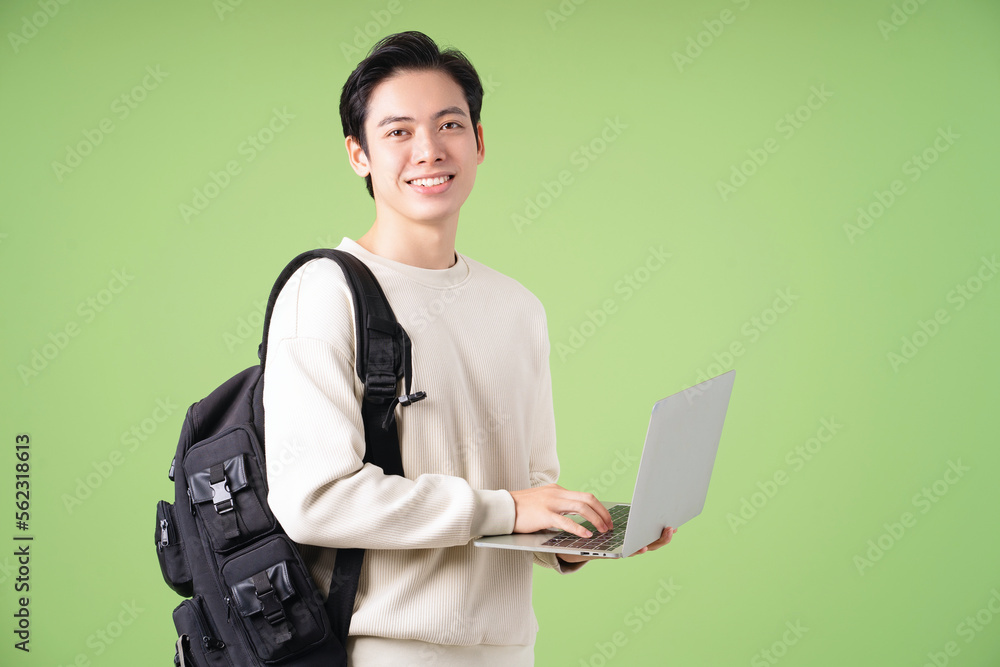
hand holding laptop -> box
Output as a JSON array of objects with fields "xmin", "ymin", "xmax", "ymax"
[{"xmin": 475, "ymin": 371, "xmax": 735, "ymax": 559}]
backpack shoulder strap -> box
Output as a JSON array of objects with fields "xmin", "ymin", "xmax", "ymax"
[{"xmin": 257, "ymin": 247, "xmax": 426, "ymax": 645}]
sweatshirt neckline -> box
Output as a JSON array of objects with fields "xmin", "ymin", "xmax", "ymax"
[{"xmin": 336, "ymin": 237, "xmax": 471, "ymax": 289}]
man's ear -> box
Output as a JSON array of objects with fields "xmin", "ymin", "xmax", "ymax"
[
  {"xmin": 345, "ymin": 135, "xmax": 370, "ymax": 177},
  {"xmin": 476, "ymin": 123, "xmax": 485, "ymax": 165}
]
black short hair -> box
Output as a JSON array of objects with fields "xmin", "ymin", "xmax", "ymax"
[{"xmin": 339, "ymin": 31, "xmax": 484, "ymax": 198}]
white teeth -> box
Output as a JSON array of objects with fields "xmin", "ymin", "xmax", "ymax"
[{"xmin": 409, "ymin": 176, "xmax": 450, "ymax": 187}]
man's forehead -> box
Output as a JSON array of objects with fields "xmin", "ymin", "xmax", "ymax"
[{"xmin": 365, "ymin": 70, "xmax": 469, "ymax": 123}]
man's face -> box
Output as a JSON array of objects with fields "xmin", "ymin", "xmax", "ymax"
[{"xmin": 346, "ymin": 68, "xmax": 485, "ymax": 228}]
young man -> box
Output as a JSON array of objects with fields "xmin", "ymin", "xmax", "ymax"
[{"xmin": 262, "ymin": 31, "xmax": 675, "ymax": 666}]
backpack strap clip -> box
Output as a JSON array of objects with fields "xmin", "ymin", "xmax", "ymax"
[
  {"xmin": 251, "ymin": 571, "xmax": 293, "ymax": 644},
  {"xmin": 209, "ymin": 463, "xmax": 234, "ymax": 515},
  {"xmin": 363, "ymin": 372, "xmax": 398, "ymax": 401}
]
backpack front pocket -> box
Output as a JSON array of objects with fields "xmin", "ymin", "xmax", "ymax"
[
  {"xmin": 183, "ymin": 425, "xmax": 275, "ymax": 552},
  {"xmin": 155, "ymin": 500, "xmax": 193, "ymax": 596},
  {"xmin": 172, "ymin": 596, "xmax": 232, "ymax": 667},
  {"xmin": 221, "ymin": 536, "xmax": 332, "ymax": 663}
]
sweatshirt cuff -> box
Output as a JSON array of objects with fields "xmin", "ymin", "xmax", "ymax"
[
  {"xmin": 534, "ymin": 550, "xmax": 587, "ymax": 574},
  {"xmin": 471, "ymin": 489, "xmax": 515, "ymax": 537}
]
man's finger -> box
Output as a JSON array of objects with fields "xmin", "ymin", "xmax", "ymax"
[
  {"xmin": 556, "ymin": 514, "xmax": 593, "ymax": 538},
  {"xmin": 647, "ymin": 527, "xmax": 676, "ymax": 551},
  {"xmin": 568, "ymin": 493, "xmax": 613, "ymax": 532},
  {"xmin": 566, "ymin": 501, "xmax": 613, "ymax": 533}
]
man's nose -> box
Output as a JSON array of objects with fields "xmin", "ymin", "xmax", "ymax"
[{"xmin": 412, "ymin": 129, "xmax": 445, "ymax": 163}]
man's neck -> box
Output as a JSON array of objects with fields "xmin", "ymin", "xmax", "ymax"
[{"xmin": 355, "ymin": 218, "xmax": 458, "ymax": 270}]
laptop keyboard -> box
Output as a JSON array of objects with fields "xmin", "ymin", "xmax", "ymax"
[{"xmin": 541, "ymin": 504, "xmax": 630, "ymax": 551}]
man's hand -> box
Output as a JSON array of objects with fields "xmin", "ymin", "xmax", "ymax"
[
  {"xmin": 556, "ymin": 527, "xmax": 678, "ymax": 564},
  {"xmin": 509, "ymin": 483, "xmax": 613, "ymax": 537}
]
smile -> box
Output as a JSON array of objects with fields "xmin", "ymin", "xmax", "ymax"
[{"xmin": 407, "ymin": 175, "xmax": 453, "ymax": 187}]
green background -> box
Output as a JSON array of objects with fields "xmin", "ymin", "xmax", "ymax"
[{"xmin": 2, "ymin": 0, "xmax": 998, "ymax": 664}]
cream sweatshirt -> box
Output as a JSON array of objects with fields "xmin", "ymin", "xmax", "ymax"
[{"xmin": 262, "ymin": 238, "xmax": 578, "ymax": 663}]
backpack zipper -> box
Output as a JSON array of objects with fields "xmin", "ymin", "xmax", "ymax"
[
  {"xmin": 157, "ymin": 501, "xmax": 177, "ymax": 552},
  {"xmin": 224, "ymin": 594, "xmax": 260, "ymax": 658},
  {"xmin": 159, "ymin": 519, "xmax": 170, "ymax": 550},
  {"xmin": 186, "ymin": 597, "xmax": 226, "ymax": 653}
]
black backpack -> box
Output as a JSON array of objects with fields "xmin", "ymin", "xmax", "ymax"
[{"xmin": 155, "ymin": 249, "xmax": 425, "ymax": 666}]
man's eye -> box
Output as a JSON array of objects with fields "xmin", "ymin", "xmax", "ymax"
[
  {"xmin": 441, "ymin": 121, "xmax": 461, "ymax": 130},
  {"xmin": 388, "ymin": 129, "xmax": 407, "ymax": 137}
]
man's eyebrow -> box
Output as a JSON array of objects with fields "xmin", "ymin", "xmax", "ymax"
[
  {"xmin": 376, "ymin": 107, "xmax": 468, "ymax": 127},
  {"xmin": 377, "ymin": 115, "xmax": 414, "ymax": 127},
  {"xmin": 433, "ymin": 106, "xmax": 468, "ymax": 120}
]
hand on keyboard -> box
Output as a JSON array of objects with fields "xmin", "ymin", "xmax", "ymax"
[{"xmin": 509, "ymin": 483, "xmax": 614, "ymax": 537}]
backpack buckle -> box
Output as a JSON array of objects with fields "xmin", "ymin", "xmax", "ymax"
[
  {"xmin": 210, "ymin": 480, "xmax": 233, "ymax": 514},
  {"xmin": 364, "ymin": 372, "xmax": 398, "ymax": 401},
  {"xmin": 252, "ymin": 571, "xmax": 288, "ymax": 626}
]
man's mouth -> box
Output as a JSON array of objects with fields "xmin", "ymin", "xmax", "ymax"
[{"xmin": 407, "ymin": 175, "xmax": 454, "ymax": 187}]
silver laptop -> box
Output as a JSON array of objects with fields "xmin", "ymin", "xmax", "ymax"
[{"xmin": 474, "ymin": 370, "xmax": 735, "ymax": 558}]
